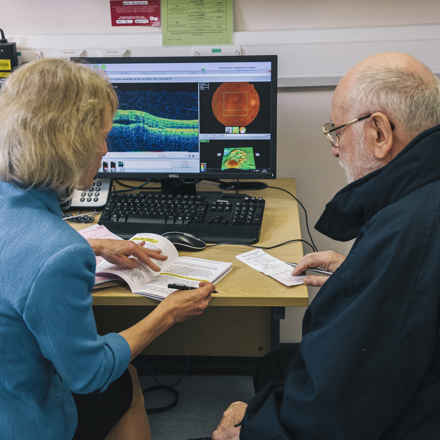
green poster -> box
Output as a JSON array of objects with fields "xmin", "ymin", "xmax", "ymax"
[{"xmin": 162, "ymin": 0, "xmax": 233, "ymax": 46}]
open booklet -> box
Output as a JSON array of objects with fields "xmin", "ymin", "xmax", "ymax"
[{"xmin": 78, "ymin": 225, "xmax": 232, "ymax": 301}]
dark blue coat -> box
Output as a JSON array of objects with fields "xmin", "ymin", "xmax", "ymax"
[{"xmin": 241, "ymin": 125, "xmax": 440, "ymax": 439}]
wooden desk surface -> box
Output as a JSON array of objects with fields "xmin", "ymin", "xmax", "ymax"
[{"xmin": 73, "ymin": 178, "xmax": 309, "ymax": 308}]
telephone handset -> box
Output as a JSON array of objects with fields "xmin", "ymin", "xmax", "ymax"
[{"xmin": 70, "ymin": 177, "xmax": 111, "ymax": 209}]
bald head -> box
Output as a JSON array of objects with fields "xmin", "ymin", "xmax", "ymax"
[
  {"xmin": 329, "ymin": 53, "xmax": 440, "ymax": 183},
  {"xmin": 333, "ymin": 52, "xmax": 440, "ymax": 143},
  {"xmin": 351, "ymin": 52, "xmax": 435, "ymax": 83}
]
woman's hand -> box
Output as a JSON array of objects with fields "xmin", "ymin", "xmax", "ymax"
[
  {"xmin": 211, "ymin": 401, "xmax": 248, "ymax": 440},
  {"xmin": 292, "ymin": 250, "xmax": 345, "ymax": 287},
  {"xmin": 158, "ymin": 281, "xmax": 214, "ymax": 324},
  {"xmin": 88, "ymin": 238, "xmax": 167, "ymax": 271}
]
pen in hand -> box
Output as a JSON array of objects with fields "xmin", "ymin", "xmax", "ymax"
[
  {"xmin": 287, "ymin": 262, "xmax": 333, "ymax": 276},
  {"xmin": 167, "ymin": 283, "xmax": 218, "ymax": 293}
]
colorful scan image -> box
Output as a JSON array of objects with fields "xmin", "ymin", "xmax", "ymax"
[
  {"xmin": 211, "ymin": 83, "xmax": 260, "ymax": 127},
  {"xmin": 221, "ymin": 147, "xmax": 256, "ymax": 170},
  {"xmin": 108, "ymin": 85, "xmax": 199, "ymax": 152}
]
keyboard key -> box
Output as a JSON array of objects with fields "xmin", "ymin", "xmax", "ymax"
[{"xmin": 126, "ymin": 216, "xmax": 165, "ymax": 224}]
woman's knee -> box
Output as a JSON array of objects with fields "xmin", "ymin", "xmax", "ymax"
[{"xmin": 127, "ymin": 364, "xmax": 145, "ymax": 409}]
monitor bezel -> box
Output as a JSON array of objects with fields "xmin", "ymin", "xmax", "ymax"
[{"xmin": 72, "ymin": 55, "xmax": 278, "ymax": 182}]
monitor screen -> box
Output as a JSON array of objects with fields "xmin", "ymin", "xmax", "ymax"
[{"xmin": 72, "ymin": 55, "xmax": 277, "ymax": 183}]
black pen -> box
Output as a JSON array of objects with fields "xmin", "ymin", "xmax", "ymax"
[
  {"xmin": 167, "ymin": 283, "xmax": 218, "ymax": 293},
  {"xmin": 287, "ymin": 262, "xmax": 333, "ymax": 276}
]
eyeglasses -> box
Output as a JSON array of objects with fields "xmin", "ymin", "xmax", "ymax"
[{"xmin": 321, "ymin": 113, "xmax": 372, "ymax": 147}]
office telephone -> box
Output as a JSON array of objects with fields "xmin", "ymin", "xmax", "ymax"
[{"xmin": 69, "ymin": 177, "xmax": 111, "ymax": 209}]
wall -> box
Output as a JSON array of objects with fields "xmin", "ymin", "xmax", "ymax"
[{"xmin": 2, "ymin": 0, "xmax": 440, "ymax": 342}]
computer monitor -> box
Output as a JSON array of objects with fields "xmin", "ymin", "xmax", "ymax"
[{"xmin": 72, "ymin": 55, "xmax": 277, "ymax": 193}]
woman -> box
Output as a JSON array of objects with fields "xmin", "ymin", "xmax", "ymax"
[{"xmin": 0, "ymin": 58, "xmax": 214, "ymax": 439}]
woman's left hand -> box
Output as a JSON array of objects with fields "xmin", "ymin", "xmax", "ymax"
[{"xmin": 88, "ymin": 239, "xmax": 167, "ymax": 271}]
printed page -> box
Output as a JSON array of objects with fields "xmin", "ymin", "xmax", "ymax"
[
  {"xmin": 97, "ymin": 262, "xmax": 157, "ymax": 293},
  {"xmin": 134, "ymin": 258, "xmax": 232, "ymax": 301},
  {"xmin": 134, "ymin": 274, "xmax": 198, "ymax": 301},
  {"xmin": 162, "ymin": 256, "xmax": 232, "ymax": 283},
  {"xmin": 96, "ymin": 233, "xmax": 179, "ymax": 291},
  {"xmin": 135, "ymin": 256, "xmax": 232, "ymax": 300},
  {"xmin": 236, "ymin": 249, "xmax": 304, "ymax": 287}
]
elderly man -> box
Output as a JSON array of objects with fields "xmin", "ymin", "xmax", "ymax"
[{"xmin": 212, "ymin": 52, "xmax": 440, "ymax": 439}]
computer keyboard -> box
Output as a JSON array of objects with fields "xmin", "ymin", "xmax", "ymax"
[{"xmin": 99, "ymin": 191, "xmax": 265, "ymax": 244}]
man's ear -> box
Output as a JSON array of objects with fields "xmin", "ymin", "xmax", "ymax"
[{"xmin": 367, "ymin": 112, "xmax": 394, "ymax": 160}]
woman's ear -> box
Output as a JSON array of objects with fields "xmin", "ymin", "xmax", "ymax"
[{"xmin": 367, "ymin": 112, "xmax": 394, "ymax": 160}]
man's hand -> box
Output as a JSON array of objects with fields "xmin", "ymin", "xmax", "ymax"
[
  {"xmin": 158, "ymin": 282, "xmax": 214, "ymax": 324},
  {"xmin": 88, "ymin": 239, "xmax": 167, "ymax": 271},
  {"xmin": 293, "ymin": 250, "xmax": 345, "ymax": 287},
  {"xmin": 212, "ymin": 401, "xmax": 248, "ymax": 440}
]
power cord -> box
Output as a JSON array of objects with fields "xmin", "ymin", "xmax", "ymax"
[
  {"xmin": 206, "ymin": 238, "xmax": 316, "ymax": 252},
  {"xmin": 0, "ymin": 28, "xmax": 7, "ymax": 43},
  {"xmin": 142, "ymin": 384, "xmax": 179, "ymax": 414},
  {"xmin": 266, "ymin": 185, "xmax": 318, "ymax": 252},
  {"xmin": 135, "ymin": 356, "xmax": 191, "ymax": 414},
  {"xmin": 112, "ymin": 180, "xmax": 155, "ymax": 192}
]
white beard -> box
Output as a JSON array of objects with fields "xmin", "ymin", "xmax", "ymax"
[
  {"xmin": 338, "ymin": 131, "xmax": 383, "ymax": 184},
  {"xmin": 339, "ymin": 159, "xmax": 355, "ymax": 184}
]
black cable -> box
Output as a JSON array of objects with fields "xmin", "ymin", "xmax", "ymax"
[
  {"xmin": 143, "ymin": 385, "xmax": 179, "ymax": 414},
  {"xmin": 112, "ymin": 179, "xmax": 155, "ymax": 193},
  {"xmin": 138, "ymin": 356, "xmax": 191, "ymax": 414},
  {"xmin": 253, "ymin": 238, "xmax": 316, "ymax": 251},
  {"xmin": 0, "ymin": 29, "xmax": 7, "ymax": 43},
  {"xmin": 206, "ymin": 238, "xmax": 316, "ymax": 252},
  {"xmin": 150, "ymin": 356, "xmax": 190, "ymax": 388},
  {"xmin": 266, "ymin": 185, "xmax": 318, "ymax": 252}
]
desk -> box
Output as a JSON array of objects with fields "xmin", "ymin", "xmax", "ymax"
[{"xmin": 73, "ymin": 178, "xmax": 308, "ymax": 357}]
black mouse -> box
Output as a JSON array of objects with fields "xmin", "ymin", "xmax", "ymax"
[{"xmin": 162, "ymin": 231, "xmax": 207, "ymax": 251}]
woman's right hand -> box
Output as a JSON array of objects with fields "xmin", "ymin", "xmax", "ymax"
[
  {"xmin": 292, "ymin": 251, "xmax": 345, "ymax": 287},
  {"xmin": 158, "ymin": 282, "xmax": 214, "ymax": 324}
]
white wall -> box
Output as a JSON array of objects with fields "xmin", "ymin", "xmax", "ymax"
[{"xmin": 2, "ymin": 0, "xmax": 440, "ymax": 342}]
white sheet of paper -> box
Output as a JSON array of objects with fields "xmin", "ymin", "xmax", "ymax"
[{"xmin": 236, "ymin": 249, "xmax": 305, "ymax": 286}]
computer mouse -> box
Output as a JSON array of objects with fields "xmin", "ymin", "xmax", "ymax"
[{"xmin": 162, "ymin": 231, "xmax": 207, "ymax": 252}]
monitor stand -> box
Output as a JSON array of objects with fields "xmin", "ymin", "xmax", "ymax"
[
  {"xmin": 218, "ymin": 180, "xmax": 268, "ymax": 191},
  {"xmin": 161, "ymin": 177, "xmax": 197, "ymax": 195},
  {"xmin": 159, "ymin": 177, "xmax": 268, "ymax": 195}
]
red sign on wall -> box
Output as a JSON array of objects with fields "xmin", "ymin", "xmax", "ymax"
[{"xmin": 110, "ymin": 0, "xmax": 161, "ymax": 27}]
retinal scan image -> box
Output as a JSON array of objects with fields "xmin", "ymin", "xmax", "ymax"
[
  {"xmin": 108, "ymin": 84, "xmax": 199, "ymax": 152},
  {"xmin": 221, "ymin": 147, "xmax": 256, "ymax": 170}
]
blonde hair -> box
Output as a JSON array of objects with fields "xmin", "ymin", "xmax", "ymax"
[{"xmin": 0, "ymin": 58, "xmax": 118, "ymax": 196}]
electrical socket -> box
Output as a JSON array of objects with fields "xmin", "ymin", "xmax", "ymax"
[{"xmin": 192, "ymin": 46, "xmax": 242, "ymax": 56}]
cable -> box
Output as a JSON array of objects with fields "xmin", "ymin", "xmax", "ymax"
[
  {"xmin": 206, "ymin": 238, "xmax": 316, "ymax": 252},
  {"xmin": 138, "ymin": 356, "xmax": 191, "ymax": 414},
  {"xmin": 112, "ymin": 179, "xmax": 155, "ymax": 193},
  {"xmin": 254, "ymin": 238, "xmax": 316, "ymax": 251},
  {"xmin": 143, "ymin": 385, "xmax": 179, "ymax": 414},
  {"xmin": 266, "ymin": 185, "xmax": 318, "ymax": 252},
  {"xmin": 0, "ymin": 29, "xmax": 7, "ymax": 43}
]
